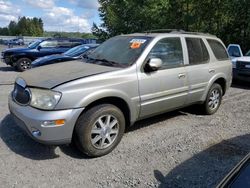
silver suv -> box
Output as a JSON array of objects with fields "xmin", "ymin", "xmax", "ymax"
[{"xmin": 9, "ymin": 31, "xmax": 232, "ymax": 157}]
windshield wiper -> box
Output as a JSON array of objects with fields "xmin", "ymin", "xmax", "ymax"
[
  {"xmin": 84, "ymin": 57, "xmax": 126, "ymax": 67},
  {"xmin": 96, "ymin": 58, "xmax": 119, "ymax": 66}
]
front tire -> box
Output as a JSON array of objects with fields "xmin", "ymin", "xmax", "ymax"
[
  {"xmin": 74, "ymin": 104, "xmax": 125, "ymax": 157},
  {"xmin": 203, "ymin": 83, "xmax": 223, "ymax": 115},
  {"xmin": 16, "ymin": 58, "xmax": 32, "ymax": 71}
]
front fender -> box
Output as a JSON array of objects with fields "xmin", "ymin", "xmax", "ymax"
[{"xmin": 78, "ymin": 89, "xmax": 139, "ymax": 124}]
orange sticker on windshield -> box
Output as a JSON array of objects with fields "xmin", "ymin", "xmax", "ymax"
[{"xmin": 130, "ymin": 42, "xmax": 142, "ymax": 49}]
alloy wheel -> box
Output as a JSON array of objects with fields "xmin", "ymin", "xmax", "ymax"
[{"xmin": 91, "ymin": 115, "xmax": 119, "ymax": 149}]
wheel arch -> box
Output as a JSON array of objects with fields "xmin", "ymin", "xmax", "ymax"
[
  {"xmin": 79, "ymin": 96, "xmax": 133, "ymax": 128},
  {"xmin": 201, "ymin": 74, "xmax": 228, "ymax": 101}
]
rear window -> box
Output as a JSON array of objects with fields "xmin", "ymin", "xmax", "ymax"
[
  {"xmin": 186, "ymin": 38, "xmax": 209, "ymax": 65},
  {"xmin": 207, "ymin": 39, "xmax": 229, "ymax": 60}
]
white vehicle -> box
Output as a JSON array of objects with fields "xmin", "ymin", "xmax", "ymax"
[{"xmin": 227, "ymin": 44, "xmax": 250, "ymax": 82}]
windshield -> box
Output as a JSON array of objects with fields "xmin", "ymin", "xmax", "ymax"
[
  {"xmin": 64, "ymin": 45, "xmax": 90, "ymax": 57},
  {"xmin": 28, "ymin": 40, "xmax": 41, "ymax": 49},
  {"xmin": 245, "ymin": 50, "xmax": 250, "ymax": 56},
  {"xmin": 87, "ymin": 36, "xmax": 152, "ymax": 66}
]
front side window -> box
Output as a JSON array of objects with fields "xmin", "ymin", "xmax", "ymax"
[
  {"xmin": 148, "ymin": 37, "xmax": 184, "ymax": 69},
  {"xmin": 186, "ymin": 38, "xmax": 209, "ymax": 65},
  {"xmin": 40, "ymin": 40, "xmax": 58, "ymax": 48},
  {"xmin": 207, "ymin": 39, "xmax": 229, "ymax": 60}
]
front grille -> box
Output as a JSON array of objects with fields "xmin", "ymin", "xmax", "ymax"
[
  {"xmin": 237, "ymin": 61, "xmax": 250, "ymax": 70},
  {"xmin": 12, "ymin": 83, "xmax": 31, "ymax": 105}
]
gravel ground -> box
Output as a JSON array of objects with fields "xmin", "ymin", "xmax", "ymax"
[{"xmin": 0, "ymin": 45, "xmax": 249, "ymax": 188}]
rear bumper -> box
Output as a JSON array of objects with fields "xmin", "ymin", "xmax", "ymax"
[
  {"xmin": 233, "ymin": 68, "xmax": 250, "ymax": 82},
  {"xmin": 8, "ymin": 95, "xmax": 84, "ymax": 145}
]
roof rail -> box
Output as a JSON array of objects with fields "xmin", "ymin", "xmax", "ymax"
[
  {"xmin": 143, "ymin": 29, "xmax": 215, "ymax": 37},
  {"xmin": 143, "ymin": 29, "xmax": 185, "ymax": 33}
]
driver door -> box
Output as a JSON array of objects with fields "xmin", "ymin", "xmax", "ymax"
[{"xmin": 137, "ymin": 37, "xmax": 189, "ymax": 118}]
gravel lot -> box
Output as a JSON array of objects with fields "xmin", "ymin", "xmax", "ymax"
[{"xmin": 0, "ymin": 45, "xmax": 249, "ymax": 188}]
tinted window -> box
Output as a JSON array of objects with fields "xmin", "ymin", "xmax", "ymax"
[
  {"xmin": 207, "ymin": 39, "xmax": 229, "ymax": 60},
  {"xmin": 58, "ymin": 40, "xmax": 72, "ymax": 48},
  {"xmin": 186, "ymin": 38, "xmax": 209, "ymax": 65},
  {"xmin": 148, "ymin": 37, "xmax": 183, "ymax": 69},
  {"xmin": 228, "ymin": 45, "xmax": 241, "ymax": 57}
]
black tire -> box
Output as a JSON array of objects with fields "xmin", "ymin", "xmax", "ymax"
[
  {"xmin": 16, "ymin": 58, "xmax": 32, "ymax": 71},
  {"xmin": 203, "ymin": 83, "xmax": 223, "ymax": 115},
  {"xmin": 74, "ymin": 104, "xmax": 125, "ymax": 157}
]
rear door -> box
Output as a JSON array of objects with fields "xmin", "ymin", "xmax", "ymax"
[
  {"xmin": 184, "ymin": 37, "xmax": 211, "ymax": 103},
  {"xmin": 207, "ymin": 39, "xmax": 231, "ymax": 83},
  {"xmin": 138, "ymin": 37, "xmax": 189, "ymax": 118}
]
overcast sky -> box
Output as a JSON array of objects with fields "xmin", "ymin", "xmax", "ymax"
[{"xmin": 0, "ymin": 0, "xmax": 101, "ymax": 32}]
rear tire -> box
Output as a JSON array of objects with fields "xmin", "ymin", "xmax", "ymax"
[
  {"xmin": 203, "ymin": 83, "xmax": 223, "ymax": 115},
  {"xmin": 74, "ymin": 104, "xmax": 125, "ymax": 157},
  {"xmin": 16, "ymin": 58, "xmax": 32, "ymax": 71}
]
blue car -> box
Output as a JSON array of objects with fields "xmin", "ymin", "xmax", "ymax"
[
  {"xmin": 31, "ymin": 44, "xmax": 99, "ymax": 68},
  {"xmin": 1, "ymin": 38, "xmax": 88, "ymax": 71}
]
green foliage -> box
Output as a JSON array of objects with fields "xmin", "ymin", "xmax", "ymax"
[
  {"xmin": 93, "ymin": 0, "xmax": 250, "ymax": 52},
  {"xmin": 0, "ymin": 16, "xmax": 44, "ymax": 36},
  {"xmin": 43, "ymin": 31, "xmax": 95, "ymax": 39}
]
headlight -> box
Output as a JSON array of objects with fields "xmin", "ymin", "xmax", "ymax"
[{"xmin": 30, "ymin": 88, "xmax": 61, "ymax": 110}]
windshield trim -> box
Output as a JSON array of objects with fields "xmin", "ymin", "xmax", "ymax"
[{"xmin": 28, "ymin": 40, "xmax": 42, "ymax": 49}]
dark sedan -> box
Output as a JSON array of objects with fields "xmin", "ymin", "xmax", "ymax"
[
  {"xmin": 31, "ymin": 44, "xmax": 99, "ymax": 68},
  {"xmin": 1, "ymin": 38, "xmax": 88, "ymax": 71}
]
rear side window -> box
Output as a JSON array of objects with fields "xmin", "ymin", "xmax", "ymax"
[
  {"xmin": 207, "ymin": 39, "xmax": 229, "ymax": 60},
  {"xmin": 58, "ymin": 40, "xmax": 72, "ymax": 48},
  {"xmin": 186, "ymin": 38, "xmax": 209, "ymax": 65}
]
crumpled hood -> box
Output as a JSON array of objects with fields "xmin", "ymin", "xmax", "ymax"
[{"xmin": 19, "ymin": 60, "xmax": 121, "ymax": 89}]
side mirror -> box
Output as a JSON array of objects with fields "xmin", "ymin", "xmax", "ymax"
[
  {"xmin": 37, "ymin": 45, "xmax": 41, "ymax": 51},
  {"xmin": 145, "ymin": 58, "xmax": 162, "ymax": 72}
]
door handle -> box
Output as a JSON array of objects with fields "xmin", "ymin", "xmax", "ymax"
[
  {"xmin": 209, "ymin": 69, "xmax": 215, "ymax": 73},
  {"xmin": 178, "ymin": 73, "xmax": 186, "ymax": 79}
]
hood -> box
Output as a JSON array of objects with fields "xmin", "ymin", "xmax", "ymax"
[
  {"xmin": 19, "ymin": 60, "xmax": 121, "ymax": 89},
  {"xmin": 3, "ymin": 47, "xmax": 32, "ymax": 53},
  {"xmin": 232, "ymin": 56, "xmax": 250, "ymax": 62}
]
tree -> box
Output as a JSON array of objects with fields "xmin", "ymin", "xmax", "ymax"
[
  {"xmin": 0, "ymin": 16, "xmax": 44, "ymax": 36},
  {"xmin": 8, "ymin": 21, "xmax": 18, "ymax": 35},
  {"xmin": 93, "ymin": 0, "xmax": 250, "ymax": 51}
]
